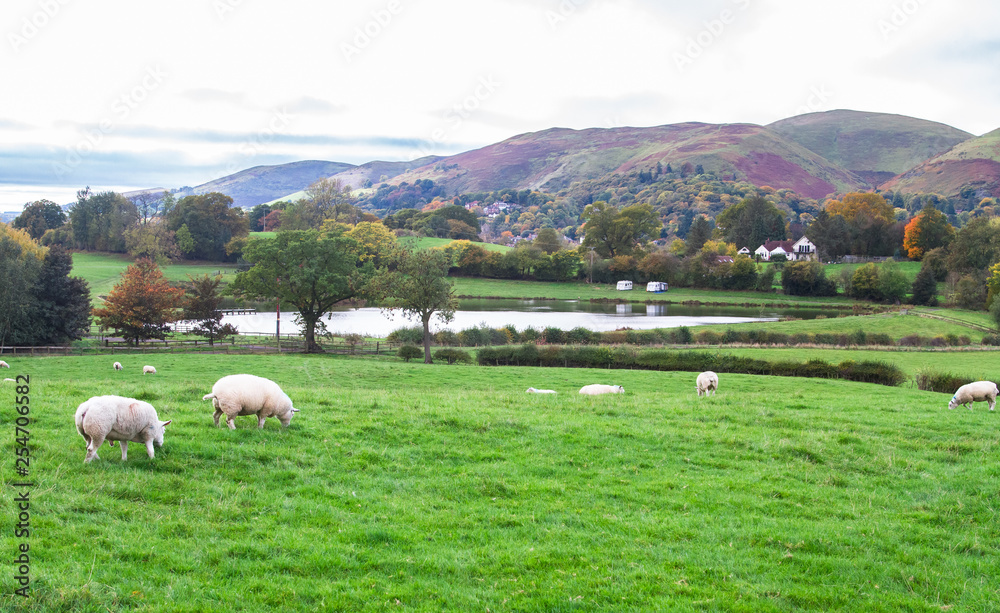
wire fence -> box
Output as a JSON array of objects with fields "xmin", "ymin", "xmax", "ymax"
[{"xmin": 1, "ymin": 337, "xmax": 400, "ymax": 358}]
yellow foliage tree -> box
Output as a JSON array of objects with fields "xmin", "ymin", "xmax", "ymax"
[
  {"xmin": 0, "ymin": 222, "xmax": 47, "ymax": 261},
  {"xmin": 825, "ymin": 193, "xmax": 894, "ymax": 225}
]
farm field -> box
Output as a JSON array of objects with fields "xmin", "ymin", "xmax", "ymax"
[
  {"xmin": 71, "ymin": 252, "xmax": 238, "ymax": 302},
  {"xmin": 693, "ymin": 311, "xmax": 988, "ymax": 342},
  {"xmin": 1, "ymin": 353, "xmax": 998, "ymax": 611},
  {"xmin": 398, "ymin": 236, "xmax": 510, "ymax": 253}
]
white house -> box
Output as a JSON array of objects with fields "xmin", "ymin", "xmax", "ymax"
[{"xmin": 753, "ymin": 237, "xmax": 817, "ymax": 262}]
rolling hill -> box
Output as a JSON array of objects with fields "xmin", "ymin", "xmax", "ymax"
[
  {"xmin": 879, "ymin": 128, "xmax": 1000, "ymax": 198},
  {"xmin": 768, "ymin": 110, "xmax": 973, "ymax": 188},
  {"xmin": 378, "ymin": 123, "xmax": 867, "ymax": 199},
  {"xmin": 174, "ymin": 160, "xmax": 355, "ymax": 208}
]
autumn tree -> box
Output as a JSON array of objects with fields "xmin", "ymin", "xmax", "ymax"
[
  {"xmin": 903, "ymin": 204, "xmax": 955, "ymax": 260},
  {"xmin": 125, "ymin": 220, "xmax": 180, "ymax": 264},
  {"xmin": 181, "ymin": 274, "xmax": 238, "ymax": 346},
  {"xmin": 230, "ymin": 229, "xmax": 372, "ymax": 352},
  {"xmin": 0, "ymin": 225, "xmax": 45, "ymax": 346},
  {"xmin": 825, "ymin": 192, "xmax": 898, "ymax": 256},
  {"xmin": 346, "ymin": 221, "xmax": 397, "ymax": 267},
  {"xmin": 366, "ymin": 248, "xmax": 457, "ymax": 364},
  {"xmin": 92, "ymin": 258, "xmax": 185, "ymax": 346},
  {"xmin": 12, "ymin": 199, "xmax": 67, "ymax": 240}
]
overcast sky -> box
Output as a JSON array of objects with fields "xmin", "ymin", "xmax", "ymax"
[{"xmin": 2, "ymin": 0, "xmax": 998, "ymax": 212}]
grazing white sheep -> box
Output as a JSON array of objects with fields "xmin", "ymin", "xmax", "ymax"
[
  {"xmin": 526, "ymin": 387, "xmax": 557, "ymax": 394},
  {"xmin": 579, "ymin": 384, "xmax": 624, "ymax": 395},
  {"xmin": 143, "ymin": 365, "xmax": 156, "ymax": 374},
  {"xmin": 74, "ymin": 395, "xmax": 171, "ymax": 463},
  {"xmin": 948, "ymin": 381, "xmax": 998, "ymax": 411},
  {"xmin": 696, "ymin": 371, "xmax": 719, "ymax": 397},
  {"xmin": 203, "ymin": 374, "xmax": 299, "ymax": 429},
  {"xmin": 113, "ymin": 362, "xmax": 123, "ymax": 371},
  {"xmin": 0, "ymin": 360, "xmax": 9, "ymax": 368}
]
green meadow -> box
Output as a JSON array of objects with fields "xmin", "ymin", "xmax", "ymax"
[{"xmin": 1, "ymin": 353, "xmax": 998, "ymax": 611}]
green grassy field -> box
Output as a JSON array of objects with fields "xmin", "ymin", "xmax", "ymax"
[
  {"xmin": 71, "ymin": 253, "xmax": 238, "ymax": 301},
  {"xmin": 694, "ymin": 311, "xmax": 988, "ymax": 342},
  {"xmin": 1, "ymin": 354, "xmax": 998, "ymax": 611},
  {"xmin": 398, "ymin": 236, "xmax": 510, "ymax": 253}
]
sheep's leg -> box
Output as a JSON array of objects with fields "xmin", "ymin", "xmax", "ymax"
[
  {"xmin": 257, "ymin": 415, "xmax": 267, "ymax": 429},
  {"xmin": 213, "ymin": 408, "xmax": 224, "ymax": 427},
  {"xmin": 989, "ymin": 398, "xmax": 996, "ymax": 411},
  {"xmin": 86, "ymin": 433, "xmax": 105, "ymax": 463},
  {"xmin": 145, "ymin": 440, "xmax": 155, "ymax": 458},
  {"xmin": 120, "ymin": 441, "xmax": 128, "ymax": 461}
]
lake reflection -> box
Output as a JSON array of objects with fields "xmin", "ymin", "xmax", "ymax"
[{"xmin": 220, "ymin": 298, "xmax": 823, "ymax": 337}]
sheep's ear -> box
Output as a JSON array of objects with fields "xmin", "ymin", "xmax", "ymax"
[
  {"xmin": 161, "ymin": 420, "xmax": 172, "ymax": 427},
  {"xmin": 291, "ymin": 408, "xmax": 300, "ymax": 413}
]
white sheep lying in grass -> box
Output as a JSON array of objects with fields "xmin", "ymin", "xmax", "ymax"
[
  {"xmin": 143, "ymin": 365, "xmax": 156, "ymax": 374},
  {"xmin": 579, "ymin": 384, "xmax": 624, "ymax": 395},
  {"xmin": 74, "ymin": 395, "xmax": 171, "ymax": 463},
  {"xmin": 203, "ymin": 374, "xmax": 299, "ymax": 429},
  {"xmin": 113, "ymin": 362, "xmax": 123, "ymax": 371},
  {"xmin": 696, "ymin": 371, "xmax": 719, "ymax": 397},
  {"xmin": 526, "ymin": 387, "xmax": 557, "ymax": 394},
  {"xmin": 0, "ymin": 360, "xmax": 9, "ymax": 368},
  {"xmin": 948, "ymin": 381, "xmax": 998, "ymax": 411}
]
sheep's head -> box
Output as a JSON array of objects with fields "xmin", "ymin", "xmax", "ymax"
[
  {"xmin": 948, "ymin": 395, "xmax": 958, "ymax": 410},
  {"xmin": 153, "ymin": 420, "xmax": 171, "ymax": 446}
]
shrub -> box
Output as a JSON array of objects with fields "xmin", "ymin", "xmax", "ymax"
[
  {"xmin": 867, "ymin": 333, "xmax": 893, "ymax": 346},
  {"xmin": 520, "ymin": 327, "xmax": 541, "ymax": 342},
  {"xmin": 543, "ymin": 327, "xmax": 565, "ymax": 344},
  {"xmin": 566, "ymin": 327, "xmax": 595, "ymax": 345},
  {"xmin": 387, "ymin": 326, "xmax": 424, "ymax": 345},
  {"xmin": 675, "ymin": 326, "xmax": 693, "ymax": 344},
  {"xmin": 695, "ymin": 330, "xmax": 722, "ymax": 344},
  {"xmin": 432, "ymin": 348, "xmax": 472, "ymax": 364},
  {"xmin": 790, "ymin": 333, "xmax": 810, "ymax": 345},
  {"xmin": 397, "ymin": 345, "xmax": 423, "ymax": 362},
  {"xmin": 981, "ymin": 334, "xmax": 1000, "ymax": 346},
  {"xmin": 929, "ymin": 336, "xmax": 947, "ymax": 347},
  {"xmin": 434, "ymin": 330, "xmax": 460, "ymax": 347},
  {"xmin": 848, "ymin": 329, "xmax": 867, "ymax": 346},
  {"xmin": 915, "ymin": 369, "xmax": 973, "ymax": 393},
  {"xmin": 898, "ymin": 334, "xmax": 924, "ymax": 347}
]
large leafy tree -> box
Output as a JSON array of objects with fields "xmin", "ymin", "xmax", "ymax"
[
  {"xmin": 825, "ymin": 192, "xmax": 898, "ymax": 256},
  {"xmin": 903, "ymin": 204, "xmax": 955, "ymax": 260},
  {"xmin": 804, "ymin": 210, "xmax": 851, "ymax": 259},
  {"xmin": 166, "ymin": 192, "xmax": 249, "ymax": 261},
  {"xmin": 946, "ymin": 216, "xmax": 1000, "ymax": 272},
  {"xmin": 533, "ymin": 228, "xmax": 562, "ymax": 254},
  {"xmin": 0, "ymin": 225, "xmax": 45, "ymax": 346},
  {"xmin": 13, "ymin": 199, "xmax": 67, "ymax": 240},
  {"xmin": 92, "ymin": 258, "xmax": 186, "ymax": 346},
  {"xmin": 230, "ymin": 230, "xmax": 372, "ymax": 352},
  {"xmin": 346, "ymin": 221, "xmax": 397, "ymax": 267},
  {"xmin": 182, "ymin": 274, "xmax": 238, "ymax": 346},
  {"xmin": 69, "ymin": 189, "xmax": 138, "ymax": 252},
  {"xmin": 367, "ymin": 248, "xmax": 457, "ymax": 364},
  {"xmin": 581, "ymin": 201, "xmax": 659, "ymax": 257},
  {"xmin": 282, "ymin": 178, "xmax": 356, "ymax": 230},
  {"xmin": 715, "ymin": 195, "xmax": 786, "ymax": 250}
]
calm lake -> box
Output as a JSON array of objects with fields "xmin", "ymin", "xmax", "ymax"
[{"xmin": 221, "ymin": 299, "xmax": 829, "ymax": 338}]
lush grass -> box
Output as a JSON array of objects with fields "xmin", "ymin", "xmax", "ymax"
[
  {"xmin": 71, "ymin": 252, "xmax": 237, "ymax": 301},
  {"xmin": 695, "ymin": 311, "xmax": 988, "ymax": 342},
  {"xmin": 2, "ymin": 353, "xmax": 998, "ymax": 611},
  {"xmin": 680, "ymin": 346, "xmax": 1000, "ymax": 380},
  {"xmin": 399, "ymin": 236, "xmax": 510, "ymax": 253}
]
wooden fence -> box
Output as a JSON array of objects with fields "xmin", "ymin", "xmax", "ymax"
[{"xmin": 1, "ymin": 338, "xmax": 399, "ymax": 358}]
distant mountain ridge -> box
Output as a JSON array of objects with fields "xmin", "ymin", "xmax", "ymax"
[{"xmin": 157, "ymin": 110, "xmax": 999, "ymax": 207}]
